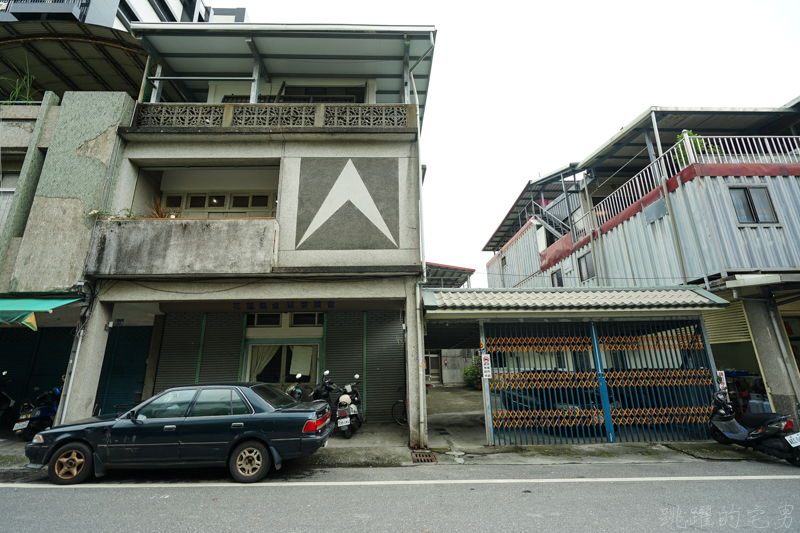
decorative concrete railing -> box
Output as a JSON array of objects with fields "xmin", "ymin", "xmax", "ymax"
[{"xmin": 135, "ymin": 103, "xmax": 415, "ymax": 129}]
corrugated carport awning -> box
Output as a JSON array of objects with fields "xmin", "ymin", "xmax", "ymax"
[
  {"xmin": 0, "ymin": 298, "xmax": 81, "ymax": 330},
  {"xmin": 422, "ymin": 286, "xmax": 728, "ymax": 319}
]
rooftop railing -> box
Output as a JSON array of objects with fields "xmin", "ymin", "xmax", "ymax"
[
  {"xmin": 134, "ymin": 103, "xmax": 415, "ymax": 129},
  {"xmin": 571, "ymin": 135, "xmax": 800, "ymax": 240}
]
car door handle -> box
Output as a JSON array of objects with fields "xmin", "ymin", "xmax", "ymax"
[
  {"xmin": 231, "ymin": 423, "xmax": 244, "ymax": 428},
  {"xmin": 163, "ymin": 425, "xmax": 176, "ymax": 431}
]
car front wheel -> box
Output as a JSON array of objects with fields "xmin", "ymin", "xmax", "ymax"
[
  {"xmin": 48, "ymin": 441, "xmax": 93, "ymax": 485},
  {"xmin": 229, "ymin": 440, "xmax": 271, "ymax": 483}
]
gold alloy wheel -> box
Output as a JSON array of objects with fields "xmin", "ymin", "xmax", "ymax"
[
  {"xmin": 236, "ymin": 447, "xmax": 263, "ymax": 477},
  {"xmin": 55, "ymin": 449, "xmax": 85, "ymax": 480}
]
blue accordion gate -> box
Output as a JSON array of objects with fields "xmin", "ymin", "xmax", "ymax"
[{"xmin": 485, "ymin": 319, "xmax": 716, "ymax": 445}]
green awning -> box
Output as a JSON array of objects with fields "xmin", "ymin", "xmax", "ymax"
[{"xmin": 0, "ymin": 298, "xmax": 82, "ymax": 330}]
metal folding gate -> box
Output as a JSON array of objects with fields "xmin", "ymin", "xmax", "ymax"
[{"xmin": 486, "ymin": 319, "xmax": 715, "ymax": 445}]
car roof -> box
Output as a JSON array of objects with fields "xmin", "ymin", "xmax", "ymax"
[{"xmin": 166, "ymin": 382, "xmax": 262, "ymax": 390}]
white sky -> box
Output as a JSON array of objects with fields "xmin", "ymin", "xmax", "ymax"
[{"xmin": 239, "ymin": 0, "xmax": 800, "ymax": 287}]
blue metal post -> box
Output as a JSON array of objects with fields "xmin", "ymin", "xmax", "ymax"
[{"xmin": 590, "ymin": 322, "xmax": 615, "ymax": 443}]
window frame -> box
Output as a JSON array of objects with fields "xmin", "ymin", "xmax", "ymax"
[
  {"xmin": 162, "ymin": 191, "xmax": 278, "ymax": 218},
  {"xmin": 551, "ymin": 269, "xmax": 563, "ymax": 287},
  {"xmin": 578, "ymin": 252, "xmax": 596, "ymax": 282},
  {"xmin": 728, "ymin": 185, "xmax": 779, "ymax": 226}
]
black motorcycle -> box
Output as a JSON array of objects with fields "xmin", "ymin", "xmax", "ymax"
[
  {"xmin": 15, "ymin": 386, "xmax": 61, "ymax": 441},
  {"xmin": 708, "ymin": 389, "xmax": 800, "ymax": 466},
  {"xmin": 285, "ymin": 373, "xmax": 304, "ymax": 401}
]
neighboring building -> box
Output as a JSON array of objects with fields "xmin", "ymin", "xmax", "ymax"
[
  {"xmin": 0, "ymin": 0, "xmax": 243, "ymax": 30},
  {"xmin": 484, "ymin": 98, "xmax": 800, "ymax": 421},
  {"xmin": 0, "ymin": 22, "xmax": 436, "ymax": 447}
]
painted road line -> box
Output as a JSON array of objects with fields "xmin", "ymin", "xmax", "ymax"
[{"xmin": 3, "ymin": 475, "xmax": 800, "ymax": 489}]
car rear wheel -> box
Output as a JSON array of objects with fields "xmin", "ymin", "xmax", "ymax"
[
  {"xmin": 229, "ymin": 440, "xmax": 270, "ymax": 483},
  {"xmin": 48, "ymin": 442, "xmax": 93, "ymax": 485}
]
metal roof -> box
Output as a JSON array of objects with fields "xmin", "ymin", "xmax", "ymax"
[
  {"xmin": 129, "ymin": 22, "xmax": 436, "ymax": 122},
  {"xmin": 425, "ymin": 262, "xmax": 475, "ymax": 289},
  {"xmin": 484, "ymin": 104, "xmax": 800, "ymax": 251},
  {"xmin": 0, "ymin": 21, "xmax": 175, "ymax": 100},
  {"xmin": 422, "ymin": 286, "xmax": 728, "ymax": 318}
]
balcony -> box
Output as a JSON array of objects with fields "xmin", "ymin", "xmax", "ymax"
[
  {"xmin": 5, "ymin": 0, "xmax": 85, "ymax": 22},
  {"xmin": 120, "ymin": 103, "xmax": 418, "ymax": 140},
  {"xmin": 85, "ymin": 218, "xmax": 278, "ymax": 277}
]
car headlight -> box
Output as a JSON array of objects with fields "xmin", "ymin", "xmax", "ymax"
[{"xmin": 32, "ymin": 434, "xmax": 44, "ymax": 444}]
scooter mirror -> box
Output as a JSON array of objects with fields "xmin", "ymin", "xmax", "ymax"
[
  {"xmin": 324, "ymin": 370, "xmax": 330, "ymax": 376},
  {"xmin": 1, "ymin": 370, "xmax": 7, "ymax": 376},
  {"xmin": 354, "ymin": 374, "xmax": 360, "ymax": 379},
  {"xmin": 295, "ymin": 373, "xmax": 302, "ymax": 380}
]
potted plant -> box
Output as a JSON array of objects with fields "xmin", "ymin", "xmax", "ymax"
[{"xmin": 463, "ymin": 356, "xmax": 482, "ymax": 390}]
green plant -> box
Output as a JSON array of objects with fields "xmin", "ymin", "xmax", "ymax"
[
  {"xmin": 463, "ymin": 356, "xmax": 482, "ymax": 388},
  {"xmin": 145, "ymin": 197, "xmax": 177, "ymax": 219},
  {"xmin": 672, "ymin": 130, "xmax": 716, "ymax": 166},
  {"xmin": 0, "ymin": 55, "xmax": 39, "ymax": 103}
]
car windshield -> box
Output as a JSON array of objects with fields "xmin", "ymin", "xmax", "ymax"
[{"xmin": 251, "ymin": 384, "xmax": 298, "ymax": 409}]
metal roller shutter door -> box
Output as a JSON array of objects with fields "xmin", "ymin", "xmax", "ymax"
[
  {"xmin": 95, "ymin": 327, "xmax": 153, "ymax": 414},
  {"xmin": 325, "ymin": 312, "xmax": 363, "ymax": 391},
  {"xmin": 366, "ymin": 311, "xmax": 406, "ymax": 423},
  {"xmin": 0, "ymin": 328, "xmax": 40, "ymax": 405},
  {"xmin": 198, "ymin": 313, "xmax": 243, "ymax": 383},
  {"xmin": 23, "ymin": 328, "xmax": 73, "ymax": 400},
  {"xmin": 154, "ymin": 313, "xmax": 204, "ymax": 393}
]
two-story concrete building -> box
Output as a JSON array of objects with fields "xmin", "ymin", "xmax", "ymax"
[
  {"xmin": 0, "ymin": 22, "xmax": 436, "ymax": 447},
  {"xmin": 485, "ymin": 99, "xmax": 800, "ymax": 423}
]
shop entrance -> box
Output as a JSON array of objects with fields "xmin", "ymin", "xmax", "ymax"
[
  {"xmin": 246, "ymin": 344, "xmax": 318, "ymax": 400},
  {"xmin": 425, "ymin": 350, "xmax": 442, "ymax": 384}
]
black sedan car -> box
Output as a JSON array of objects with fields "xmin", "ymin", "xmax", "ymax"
[{"xmin": 25, "ymin": 382, "xmax": 332, "ymax": 485}]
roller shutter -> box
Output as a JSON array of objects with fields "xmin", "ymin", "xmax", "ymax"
[
  {"xmin": 198, "ymin": 313, "xmax": 243, "ymax": 383},
  {"xmin": 703, "ymin": 300, "xmax": 752, "ymax": 344},
  {"xmin": 366, "ymin": 311, "xmax": 406, "ymax": 423},
  {"xmin": 95, "ymin": 327, "xmax": 153, "ymax": 414},
  {"xmin": 154, "ymin": 313, "xmax": 204, "ymax": 393},
  {"xmin": 324, "ymin": 311, "xmax": 363, "ymax": 392},
  {"xmin": 0, "ymin": 327, "xmax": 72, "ymax": 406},
  {"xmin": 22, "ymin": 328, "xmax": 73, "ymax": 401}
]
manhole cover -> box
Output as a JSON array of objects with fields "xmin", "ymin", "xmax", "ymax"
[{"xmin": 412, "ymin": 451, "xmax": 437, "ymax": 464}]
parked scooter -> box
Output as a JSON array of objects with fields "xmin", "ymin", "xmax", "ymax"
[
  {"xmin": 310, "ymin": 370, "xmax": 337, "ymax": 406},
  {"xmin": 708, "ymin": 389, "xmax": 800, "ymax": 466},
  {"xmin": 0, "ymin": 371, "xmax": 17, "ymax": 430},
  {"xmin": 285, "ymin": 373, "xmax": 304, "ymax": 401},
  {"xmin": 333, "ymin": 375, "xmax": 363, "ymax": 439},
  {"xmin": 14, "ymin": 386, "xmax": 61, "ymax": 441}
]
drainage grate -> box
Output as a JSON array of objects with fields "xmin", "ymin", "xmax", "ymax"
[{"xmin": 411, "ymin": 451, "xmax": 437, "ymax": 464}]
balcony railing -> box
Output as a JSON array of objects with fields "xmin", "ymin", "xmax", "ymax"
[
  {"xmin": 571, "ymin": 135, "xmax": 800, "ymax": 240},
  {"xmin": 134, "ymin": 103, "xmax": 416, "ymax": 130}
]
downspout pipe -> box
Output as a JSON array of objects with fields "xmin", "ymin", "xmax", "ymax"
[{"xmin": 411, "ymin": 69, "xmax": 428, "ymax": 448}]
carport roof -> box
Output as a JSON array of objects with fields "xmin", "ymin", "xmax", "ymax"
[{"xmin": 422, "ymin": 286, "xmax": 728, "ymax": 318}]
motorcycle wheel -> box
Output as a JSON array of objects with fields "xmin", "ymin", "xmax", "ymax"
[
  {"xmin": 787, "ymin": 452, "xmax": 800, "ymax": 467},
  {"xmin": 709, "ymin": 426, "xmax": 732, "ymax": 445},
  {"xmin": 341, "ymin": 426, "xmax": 353, "ymax": 439}
]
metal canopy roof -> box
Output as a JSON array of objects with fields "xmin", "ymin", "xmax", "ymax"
[
  {"xmin": 425, "ymin": 262, "xmax": 475, "ymax": 289},
  {"xmin": 422, "ymin": 286, "xmax": 728, "ymax": 318},
  {"xmin": 129, "ymin": 23, "xmax": 436, "ymax": 121},
  {"xmin": 484, "ymin": 104, "xmax": 800, "ymax": 251},
  {"xmin": 0, "ymin": 21, "xmax": 174, "ymax": 100}
]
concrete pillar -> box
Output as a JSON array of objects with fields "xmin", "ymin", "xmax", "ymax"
[
  {"xmin": 405, "ymin": 278, "xmax": 426, "ymax": 448},
  {"xmin": 61, "ymin": 302, "xmax": 113, "ymax": 424},
  {"xmin": 742, "ymin": 298, "xmax": 800, "ymax": 424}
]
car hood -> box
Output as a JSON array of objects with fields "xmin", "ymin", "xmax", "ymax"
[{"xmin": 44, "ymin": 413, "xmax": 118, "ymax": 432}]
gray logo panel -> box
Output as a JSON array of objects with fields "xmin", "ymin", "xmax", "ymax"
[{"xmin": 296, "ymin": 158, "xmax": 399, "ymax": 250}]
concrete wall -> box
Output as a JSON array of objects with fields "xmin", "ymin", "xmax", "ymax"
[
  {"xmin": 441, "ymin": 348, "xmax": 473, "ymax": 385},
  {"xmin": 85, "ymin": 218, "xmax": 277, "ymax": 276},
  {"xmin": 0, "ymin": 93, "xmax": 60, "ymax": 290},
  {"xmin": 8, "ymin": 92, "xmax": 134, "ymax": 293}
]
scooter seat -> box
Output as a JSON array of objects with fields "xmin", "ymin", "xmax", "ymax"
[{"xmin": 740, "ymin": 412, "xmax": 784, "ymax": 429}]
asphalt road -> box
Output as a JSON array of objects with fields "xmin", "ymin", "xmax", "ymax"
[{"xmin": 2, "ymin": 461, "xmax": 799, "ymax": 532}]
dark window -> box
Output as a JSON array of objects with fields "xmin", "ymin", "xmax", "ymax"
[
  {"xmin": 165, "ymin": 195, "xmax": 182, "ymax": 208},
  {"xmin": 292, "ymin": 313, "xmax": 318, "ymax": 326},
  {"xmin": 255, "ymin": 354, "xmax": 282, "ymax": 383},
  {"xmin": 730, "ymin": 187, "xmax": 777, "ymax": 224},
  {"xmin": 136, "ymin": 389, "xmax": 196, "ymax": 419},
  {"xmin": 208, "ymin": 195, "xmax": 226, "ymax": 208},
  {"xmin": 501, "ymin": 256, "xmax": 507, "ymax": 268},
  {"xmin": 190, "ymin": 389, "xmax": 233, "ymax": 417},
  {"xmin": 246, "ymin": 314, "xmax": 256, "ymax": 326},
  {"xmin": 231, "ymin": 390, "xmax": 249, "ymax": 415},
  {"xmin": 255, "ymin": 313, "xmax": 281, "ymax": 326},
  {"xmin": 251, "ymin": 195, "xmax": 270, "ymax": 207},
  {"xmin": 251, "ymin": 384, "xmax": 297, "ymax": 408},
  {"xmin": 579, "ymin": 253, "xmax": 595, "ymax": 281},
  {"xmin": 551, "ymin": 270, "xmax": 563, "ymax": 287},
  {"xmin": 189, "ymin": 195, "xmax": 206, "ymax": 208},
  {"xmin": 232, "ymin": 195, "xmax": 249, "ymax": 208}
]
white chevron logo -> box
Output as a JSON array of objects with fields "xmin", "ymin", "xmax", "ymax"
[{"xmin": 297, "ymin": 159, "xmax": 397, "ymax": 248}]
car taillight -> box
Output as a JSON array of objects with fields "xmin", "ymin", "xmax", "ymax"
[{"xmin": 303, "ymin": 411, "xmax": 330, "ymax": 433}]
